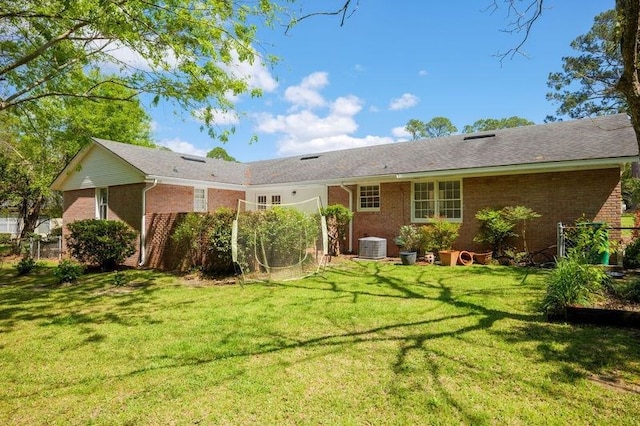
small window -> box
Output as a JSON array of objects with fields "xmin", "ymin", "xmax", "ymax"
[
  {"xmin": 412, "ymin": 180, "xmax": 462, "ymax": 222},
  {"xmin": 257, "ymin": 195, "xmax": 267, "ymax": 210},
  {"xmin": 358, "ymin": 184, "xmax": 380, "ymax": 211},
  {"xmin": 96, "ymin": 187, "xmax": 108, "ymax": 219},
  {"xmin": 194, "ymin": 187, "xmax": 207, "ymax": 212},
  {"xmin": 271, "ymin": 195, "xmax": 281, "ymax": 205}
]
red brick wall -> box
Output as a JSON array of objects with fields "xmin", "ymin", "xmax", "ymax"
[
  {"xmin": 209, "ymin": 188, "xmax": 245, "ymax": 211},
  {"xmin": 328, "ymin": 168, "xmax": 622, "ymax": 257},
  {"xmin": 146, "ymin": 184, "xmax": 194, "ymax": 214}
]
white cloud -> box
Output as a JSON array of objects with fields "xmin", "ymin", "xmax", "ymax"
[
  {"xmin": 157, "ymin": 138, "xmax": 207, "ymax": 157},
  {"xmin": 392, "ymin": 126, "xmax": 411, "ymax": 139},
  {"xmin": 255, "ymin": 73, "xmax": 394, "ymax": 156},
  {"xmin": 277, "ymin": 134, "xmax": 393, "ymax": 156},
  {"xmin": 354, "ymin": 64, "xmax": 365, "ymax": 72},
  {"xmin": 284, "ymin": 72, "xmax": 329, "ymax": 109},
  {"xmin": 389, "ymin": 93, "xmax": 419, "ymax": 110},
  {"xmin": 222, "ymin": 49, "xmax": 278, "ymax": 93},
  {"xmin": 418, "ymin": 70, "xmax": 429, "ymax": 77}
]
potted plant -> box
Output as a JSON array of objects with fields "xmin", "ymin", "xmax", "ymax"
[
  {"xmin": 425, "ymin": 218, "xmax": 460, "ymax": 266},
  {"xmin": 395, "ymin": 225, "xmax": 421, "ymax": 265}
]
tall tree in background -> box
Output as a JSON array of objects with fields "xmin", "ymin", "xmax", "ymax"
[
  {"xmin": 404, "ymin": 117, "xmax": 457, "ymax": 139},
  {"xmin": 463, "ymin": 116, "xmax": 534, "ymax": 133},
  {"xmin": 405, "ymin": 119, "xmax": 427, "ymax": 140},
  {"xmin": 1, "ymin": 78, "xmax": 152, "ymax": 239},
  {"xmin": 207, "ymin": 147, "xmax": 237, "ymax": 162},
  {"xmin": 546, "ymin": 10, "xmax": 624, "ymax": 120}
]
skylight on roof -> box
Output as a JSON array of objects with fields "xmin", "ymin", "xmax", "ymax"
[
  {"xmin": 300, "ymin": 155, "xmax": 320, "ymax": 160},
  {"xmin": 463, "ymin": 134, "xmax": 496, "ymax": 141},
  {"xmin": 181, "ymin": 155, "xmax": 206, "ymax": 163}
]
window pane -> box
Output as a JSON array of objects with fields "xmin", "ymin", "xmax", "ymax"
[
  {"xmin": 194, "ymin": 188, "xmax": 206, "ymax": 212},
  {"xmin": 271, "ymin": 195, "xmax": 281, "ymax": 205},
  {"xmin": 359, "ymin": 185, "xmax": 380, "ymax": 209}
]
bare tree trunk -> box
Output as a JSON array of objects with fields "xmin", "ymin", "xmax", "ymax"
[{"xmin": 617, "ymin": 0, "xmax": 640, "ymax": 154}]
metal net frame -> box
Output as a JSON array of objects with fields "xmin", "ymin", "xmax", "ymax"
[{"xmin": 232, "ymin": 197, "xmax": 328, "ymax": 282}]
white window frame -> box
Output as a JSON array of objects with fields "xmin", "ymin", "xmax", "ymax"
[
  {"xmin": 411, "ymin": 179, "xmax": 462, "ymax": 223},
  {"xmin": 256, "ymin": 194, "xmax": 281, "ymax": 210},
  {"xmin": 357, "ymin": 184, "xmax": 380, "ymax": 212},
  {"xmin": 96, "ymin": 187, "xmax": 108, "ymax": 220},
  {"xmin": 193, "ymin": 187, "xmax": 207, "ymax": 212}
]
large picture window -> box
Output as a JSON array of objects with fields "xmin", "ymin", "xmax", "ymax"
[
  {"xmin": 96, "ymin": 187, "xmax": 108, "ymax": 219},
  {"xmin": 412, "ymin": 180, "xmax": 461, "ymax": 221},
  {"xmin": 194, "ymin": 187, "xmax": 207, "ymax": 212},
  {"xmin": 358, "ymin": 184, "xmax": 380, "ymax": 211}
]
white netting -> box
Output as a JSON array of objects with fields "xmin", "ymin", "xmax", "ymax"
[{"xmin": 232, "ymin": 197, "xmax": 328, "ymax": 282}]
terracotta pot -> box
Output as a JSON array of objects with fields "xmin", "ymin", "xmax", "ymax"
[
  {"xmin": 438, "ymin": 250, "xmax": 460, "ymax": 266},
  {"xmin": 473, "ymin": 251, "xmax": 493, "ymax": 265},
  {"xmin": 457, "ymin": 250, "xmax": 474, "ymax": 266}
]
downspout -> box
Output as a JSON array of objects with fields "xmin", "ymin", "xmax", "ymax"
[
  {"xmin": 340, "ymin": 183, "xmax": 353, "ymax": 253},
  {"xmin": 139, "ymin": 179, "xmax": 158, "ymax": 266}
]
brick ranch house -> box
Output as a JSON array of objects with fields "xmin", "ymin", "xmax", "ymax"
[{"xmin": 51, "ymin": 114, "xmax": 639, "ymax": 269}]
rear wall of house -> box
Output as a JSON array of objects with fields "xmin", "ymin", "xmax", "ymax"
[
  {"xmin": 62, "ymin": 183, "xmax": 145, "ymax": 266},
  {"xmin": 62, "ymin": 183, "xmax": 245, "ymax": 268},
  {"xmin": 329, "ymin": 168, "xmax": 622, "ymax": 257}
]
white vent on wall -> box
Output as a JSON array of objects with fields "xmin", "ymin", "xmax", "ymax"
[{"xmin": 358, "ymin": 237, "xmax": 387, "ymax": 259}]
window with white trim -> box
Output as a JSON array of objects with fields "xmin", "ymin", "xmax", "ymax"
[
  {"xmin": 412, "ymin": 180, "xmax": 461, "ymax": 221},
  {"xmin": 96, "ymin": 187, "xmax": 108, "ymax": 219},
  {"xmin": 194, "ymin": 187, "xmax": 207, "ymax": 212},
  {"xmin": 358, "ymin": 184, "xmax": 380, "ymax": 211},
  {"xmin": 256, "ymin": 194, "xmax": 281, "ymax": 210},
  {"xmin": 257, "ymin": 195, "xmax": 267, "ymax": 210}
]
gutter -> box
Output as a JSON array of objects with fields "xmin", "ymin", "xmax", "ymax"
[
  {"xmin": 139, "ymin": 179, "xmax": 158, "ymax": 266},
  {"xmin": 340, "ymin": 183, "xmax": 353, "ymax": 253}
]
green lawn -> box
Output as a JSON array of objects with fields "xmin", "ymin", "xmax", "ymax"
[{"xmin": 1, "ymin": 260, "xmax": 639, "ymax": 425}]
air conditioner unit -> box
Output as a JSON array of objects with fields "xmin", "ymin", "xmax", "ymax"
[{"xmin": 358, "ymin": 237, "xmax": 387, "ymax": 259}]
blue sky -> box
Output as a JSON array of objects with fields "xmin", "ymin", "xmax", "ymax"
[{"xmin": 146, "ymin": 1, "xmax": 613, "ymax": 162}]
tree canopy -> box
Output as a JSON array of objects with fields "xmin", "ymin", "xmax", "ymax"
[
  {"xmin": 404, "ymin": 117, "xmax": 457, "ymax": 139},
  {"xmin": 0, "ymin": 79, "xmax": 152, "ymax": 239},
  {"xmin": 0, "ymin": 0, "xmax": 281, "ymax": 141},
  {"xmin": 207, "ymin": 147, "xmax": 237, "ymax": 162},
  {"xmin": 462, "ymin": 116, "xmax": 534, "ymax": 133},
  {"xmin": 546, "ymin": 9, "xmax": 625, "ymax": 119}
]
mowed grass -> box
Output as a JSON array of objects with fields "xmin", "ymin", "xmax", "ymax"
[{"xmin": 1, "ymin": 259, "xmax": 639, "ymax": 425}]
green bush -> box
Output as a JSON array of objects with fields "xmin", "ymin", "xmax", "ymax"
[
  {"xmin": 54, "ymin": 259, "xmax": 84, "ymax": 283},
  {"xmin": 15, "ymin": 257, "xmax": 37, "ymax": 275},
  {"xmin": 0, "ymin": 233, "xmax": 11, "ymax": 245},
  {"xmin": 474, "ymin": 206, "xmax": 540, "ymax": 255},
  {"xmin": 395, "ymin": 225, "xmax": 421, "ymax": 252},
  {"xmin": 171, "ymin": 209, "xmax": 236, "ymax": 274},
  {"xmin": 66, "ymin": 219, "xmax": 137, "ymax": 270},
  {"xmin": 623, "ymin": 238, "xmax": 640, "ymax": 269},
  {"xmin": 542, "ymin": 253, "xmax": 608, "ymax": 315},
  {"xmin": 418, "ymin": 217, "xmax": 461, "ymax": 254}
]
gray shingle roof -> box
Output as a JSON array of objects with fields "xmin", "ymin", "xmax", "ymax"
[
  {"xmin": 247, "ymin": 114, "xmax": 639, "ymax": 185},
  {"xmin": 91, "ymin": 114, "xmax": 639, "ymax": 187},
  {"xmin": 92, "ymin": 138, "xmax": 250, "ymax": 185}
]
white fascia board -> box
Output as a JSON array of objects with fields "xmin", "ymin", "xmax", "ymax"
[
  {"xmin": 145, "ymin": 175, "xmax": 246, "ymax": 190},
  {"xmin": 394, "ymin": 157, "xmax": 637, "ymax": 180}
]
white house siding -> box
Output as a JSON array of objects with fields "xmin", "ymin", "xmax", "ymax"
[
  {"xmin": 244, "ymin": 185, "xmax": 328, "ymax": 213},
  {"xmin": 57, "ymin": 144, "xmax": 145, "ymax": 191}
]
